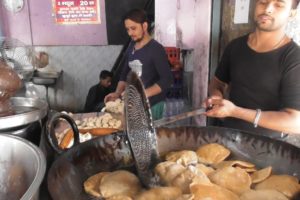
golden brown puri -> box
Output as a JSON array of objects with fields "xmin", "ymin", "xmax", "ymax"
[
  {"xmin": 193, "ymin": 163, "xmax": 215, "ymax": 176},
  {"xmin": 208, "ymin": 166, "xmax": 252, "ymax": 195},
  {"xmin": 105, "ymin": 195, "xmax": 133, "ymax": 200},
  {"xmin": 155, "ymin": 161, "xmax": 186, "ymax": 185},
  {"xmin": 165, "ymin": 150, "xmax": 198, "ymax": 166},
  {"xmin": 190, "ymin": 183, "xmax": 240, "ymax": 200},
  {"xmin": 99, "ymin": 170, "xmax": 141, "ymax": 198},
  {"xmin": 174, "ymin": 194, "xmax": 194, "ymax": 200},
  {"xmin": 83, "ymin": 143, "xmax": 300, "ymax": 200},
  {"xmin": 240, "ymin": 189, "xmax": 289, "ymax": 200},
  {"xmin": 135, "ymin": 186, "xmax": 182, "ymax": 200},
  {"xmin": 171, "ymin": 167, "xmax": 211, "ymax": 194},
  {"xmin": 84, "ymin": 172, "xmax": 110, "ymax": 197},
  {"xmin": 254, "ymin": 175, "xmax": 300, "ymax": 199},
  {"xmin": 213, "ymin": 160, "xmax": 255, "ymax": 170},
  {"xmin": 250, "ymin": 166, "xmax": 272, "ymax": 184},
  {"xmin": 196, "ymin": 143, "xmax": 230, "ymax": 165}
]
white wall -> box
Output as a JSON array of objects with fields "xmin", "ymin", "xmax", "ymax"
[
  {"xmin": 27, "ymin": 45, "xmax": 122, "ymax": 112},
  {"xmin": 286, "ymin": 5, "xmax": 300, "ymax": 45}
]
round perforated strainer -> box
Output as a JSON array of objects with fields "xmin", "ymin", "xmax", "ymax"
[{"xmin": 124, "ymin": 71, "xmax": 160, "ymax": 187}]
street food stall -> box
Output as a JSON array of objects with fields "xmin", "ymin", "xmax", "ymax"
[
  {"xmin": 0, "ymin": 0, "xmax": 300, "ymax": 200},
  {"xmin": 44, "ymin": 72, "xmax": 300, "ymax": 200}
]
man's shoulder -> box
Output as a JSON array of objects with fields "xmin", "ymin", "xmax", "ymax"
[
  {"xmin": 280, "ymin": 40, "xmax": 300, "ymax": 58},
  {"xmin": 89, "ymin": 84, "xmax": 99, "ymax": 91},
  {"xmin": 288, "ymin": 40, "xmax": 300, "ymax": 51},
  {"xmin": 229, "ymin": 34, "xmax": 248, "ymax": 46},
  {"xmin": 222, "ymin": 34, "xmax": 248, "ymax": 54},
  {"xmin": 148, "ymin": 39, "xmax": 164, "ymax": 49}
]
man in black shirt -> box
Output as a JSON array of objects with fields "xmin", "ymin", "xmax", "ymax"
[
  {"xmin": 105, "ymin": 9, "xmax": 173, "ymax": 120},
  {"xmin": 84, "ymin": 70, "xmax": 113, "ymax": 112},
  {"xmin": 203, "ymin": 0, "xmax": 300, "ymax": 146}
]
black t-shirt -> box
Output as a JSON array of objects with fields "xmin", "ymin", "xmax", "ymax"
[
  {"xmin": 120, "ymin": 39, "xmax": 173, "ymax": 106},
  {"xmin": 215, "ymin": 34, "xmax": 300, "ymax": 141},
  {"xmin": 84, "ymin": 84, "xmax": 111, "ymax": 112}
]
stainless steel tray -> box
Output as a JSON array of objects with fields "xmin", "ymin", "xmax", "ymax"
[{"xmin": 0, "ymin": 97, "xmax": 48, "ymax": 130}]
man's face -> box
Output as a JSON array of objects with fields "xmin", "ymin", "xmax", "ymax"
[
  {"xmin": 100, "ymin": 77, "xmax": 112, "ymax": 88},
  {"xmin": 254, "ymin": 0, "xmax": 293, "ymax": 32},
  {"xmin": 124, "ymin": 19, "xmax": 147, "ymax": 42}
]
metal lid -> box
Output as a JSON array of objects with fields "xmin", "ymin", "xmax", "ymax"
[{"xmin": 0, "ymin": 97, "xmax": 48, "ymax": 130}]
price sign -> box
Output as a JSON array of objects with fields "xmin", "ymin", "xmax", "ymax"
[{"xmin": 53, "ymin": 0, "xmax": 101, "ymax": 24}]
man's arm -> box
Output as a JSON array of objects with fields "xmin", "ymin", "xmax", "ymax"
[
  {"xmin": 205, "ymin": 97, "xmax": 300, "ymax": 134},
  {"xmin": 115, "ymin": 81, "xmax": 126, "ymax": 96},
  {"xmin": 204, "ymin": 77, "xmax": 300, "ymax": 134},
  {"xmin": 145, "ymin": 83, "xmax": 162, "ymax": 98},
  {"xmin": 238, "ymin": 107, "xmax": 300, "ymax": 134},
  {"xmin": 202, "ymin": 76, "xmax": 228, "ymax": 108},
  {"xmin": 208, "ymin": 77, "xmax": 228, "ymax": 98},
  {"xmin": 150, "ymin": 44, "xmax": 173, "ymax": 98}
]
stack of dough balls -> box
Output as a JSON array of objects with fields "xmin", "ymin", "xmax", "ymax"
[
  {"xmin": 84, "ymin": 143, "xmax": 300, "ymax": 200},
  {"xmin": 105, "ymin": 98, "xmax": 124, "ymax": 114},
  {"xmin": 76, "ymin": 113, "xmax": 121, "ymax": 130}
]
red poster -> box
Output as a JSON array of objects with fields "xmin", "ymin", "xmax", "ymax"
[{"xmin": 53, "ymin": 0, "xmax": 101, "ymax": 24}]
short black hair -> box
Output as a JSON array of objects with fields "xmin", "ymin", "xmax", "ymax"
[
  {"xmin": 292, "ymin": 0, "xmax": 300, "ymax": 9},
  {"xmin": 122, "ymin": 8, "xmax": 148, "ymax": 24},
  {"xmin": 99, "ymin": 70, "xmax": 113, "ymax": 80}
]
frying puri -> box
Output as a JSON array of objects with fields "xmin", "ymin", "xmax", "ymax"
[
  {"xmin": 84, "ymin": 171, "xmax": 110, "ymax": 197},
  {"xmin": 196, "ymin": 143, "xmax": 230, "ymax": 165},
  {"xmin": 254, "ymin": 175, "xmax": 300, "ymax": 198},
  {"xmin": 165, "ymin": 150, "xmax": 198, "ymax": 166},
  {"xmin": 250, "ymin": 166, "xmax": 272, "ymax": 184},
  {"xmin": 208, "ymin": 166, "xmax": 252, "ymax": 195},
  {"xmin": 190, "ymin": 183, "xmax": 240, "ymax": 200},
  {"xmin": 99, "ymin": 170, "xmax": 142, "ymax": 198},
  {"xmin": 135, "ymin": 186, "xmax": 182, "ymax": 200},
  {"xmin": 240, "ymin": 189, "xmax": 288, "ymax": 200}
]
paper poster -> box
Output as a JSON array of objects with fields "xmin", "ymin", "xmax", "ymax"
[
  {"xmin": 234, "ymin": 0, "xmax": 250, "ymax": 24},
  {"xmin": 53, "ymin": 0, "xmax": 101, "ymax": 25}
]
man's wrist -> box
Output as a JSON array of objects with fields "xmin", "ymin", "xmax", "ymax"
[{"xmin": 253, "ymin": 109, "xmax": 262, "ymax": 128}]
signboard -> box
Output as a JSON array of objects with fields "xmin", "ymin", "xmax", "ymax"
[{"xmin": 53, "ymin": 0, "xmax": 101, "ymax": 24}]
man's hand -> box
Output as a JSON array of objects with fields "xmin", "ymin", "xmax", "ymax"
[
  {"xmin": 104, "ymin": 92, "xmax": 120, "ymax": 103},
  {"xmin": 105, "ymin": 81, "xmax": 126, "ymax": 103},
  {"xmin": 202, "ymin": 95, "xmax": 222, "ymax": 108},
  {"xmin": 203, "ymin": 97, "xmax": 237, "ymax": 118}
]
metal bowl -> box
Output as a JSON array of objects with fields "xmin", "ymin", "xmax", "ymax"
[
  {"xmin": 0, "ymin": 134, "xmax": 46, "ymax": 200},
  {"xmin": 0, "ymin": 97, "xmax": 48, "ymax": 130}
]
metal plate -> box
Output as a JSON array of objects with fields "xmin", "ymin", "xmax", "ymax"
[
  {"xmin": 34, "ymin": 70, "xmax": 62, "ymax": 79},
  {"xmin": 0, "ymin": 97, "xmax": 48, "ymax": 130}
]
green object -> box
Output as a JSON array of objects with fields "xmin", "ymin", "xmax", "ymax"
[{"xmin": 151, "ymin": 101, "xmax": 165, "ymax": 120}]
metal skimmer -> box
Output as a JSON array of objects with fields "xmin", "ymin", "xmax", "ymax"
[{"xmin": 124, "ymin": 71, "xmax": 160, "ymax": 187}]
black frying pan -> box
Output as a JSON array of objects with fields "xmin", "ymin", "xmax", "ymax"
[{"xmin": 46, "ymin": 122, "xmax": 300, "ymax": 200}]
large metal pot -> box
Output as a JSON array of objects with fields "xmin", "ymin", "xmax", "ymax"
[
  {"xmin": 47, "ymin": 125, "xmax": 300, "ymax": 200},
  {"xmin": 1, "ymin": 122, "xmax": 42, "ymax": 145},
  {"xmin": 0, "ymin": 134, "xmax": 46, "ymax": 200}
]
